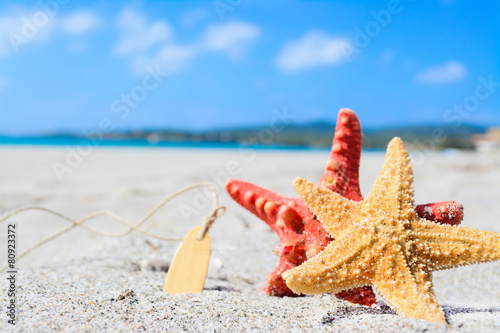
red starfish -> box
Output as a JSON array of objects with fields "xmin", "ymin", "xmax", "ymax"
[{"xmin": 226, "ymin": 108, "xmax": 463, "ymax": 306}]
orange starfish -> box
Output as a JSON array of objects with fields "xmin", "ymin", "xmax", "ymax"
[{"xmin": 285, "ymin": 138, "xmax": 500, "ymax": 323}]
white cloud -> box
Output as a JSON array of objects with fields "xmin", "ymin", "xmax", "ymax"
[
  {"xmin": 155, "ymin": 44, "xmax": 196, "ymax": 69},
  {"xmin": 0, "ymin": 7, "xmax": 101, "ymax": 56},
  {"xmin": 133, "ymin": 44, "xmax": 196, "ymax": 74},
  {"xmin": 113, "ymin": 8, "xmax": 172, "ymax": 56},
  {"xmin": 112, "ymin": 8, "xmax": 261, "ymax": 75},
  {"xmin": 0, "ymin": 10, "xmax": 57, "ymax": 56},
  {"xmin": 275, "ymin": 31, "xmax": 349, "ymax": 73},
  {"xmin": 60, "ymin": 10, "xmax": 100, "ymax": 35},
  {"xmin": 200, "ymin": 21, "xmax": 260, "ymax": 59},
  {"xmin": 415, "ymin": 61, "xmax": 466, "ymax": 84},
  {"xmin": 113, "ymin": 7, "xmax": 194, "ymax": 74}
]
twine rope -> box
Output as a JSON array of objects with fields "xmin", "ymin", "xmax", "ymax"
[
  {"xmin": 198, "ymin": 206, "xmax": 226, "ymax": 240},
  {"xmin": 0, "ymin": 182, "xmax": 225, "ymax": 271}
]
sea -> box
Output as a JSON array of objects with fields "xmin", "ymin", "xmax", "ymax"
[{"xmin": 0, "ymin": 136, "xmax": 336, "ymax": 151}]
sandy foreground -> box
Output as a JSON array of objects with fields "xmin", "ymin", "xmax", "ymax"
[{"xmin": 0, "ymin": 145, "xmax": 499, "ymax": 332}]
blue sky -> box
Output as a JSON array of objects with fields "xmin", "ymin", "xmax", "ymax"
[{"xmin": 0, "ymin": 0, "xmax": 499, "ymax": 136}]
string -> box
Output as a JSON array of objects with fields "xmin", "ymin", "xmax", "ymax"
[
  {"xmin": 198, "ymin": 206, "xmax": 226, "ymax": 240},
  {"xmin": 0, "ymin": 182, "xmax": 225, "ymax": 271}
]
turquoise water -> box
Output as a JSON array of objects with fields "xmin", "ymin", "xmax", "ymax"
[{"xmin": 0, "ymin": 136, "xmax": 337, "ymax": 151}]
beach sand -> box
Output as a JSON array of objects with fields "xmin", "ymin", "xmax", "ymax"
[{"xmin": 0, "ymin": 145, "xmax": 499, "ymax": 332}]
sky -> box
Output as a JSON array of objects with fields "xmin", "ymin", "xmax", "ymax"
[{"xmin": 0, "ymin": 0, "xmax": 499, "ymax": 136}]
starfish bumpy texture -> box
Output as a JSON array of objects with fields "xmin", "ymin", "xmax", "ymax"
[
  {"xmin": 226, "ymin": 109, "xmax": 464, "ymax": 306},
  {"xmin": 284, "ymin": 137, "xmax": 500, "ymax": 323}
]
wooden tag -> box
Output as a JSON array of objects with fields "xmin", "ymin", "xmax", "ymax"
[{"xmin": 163, "ymin": 225, "xmax": 210, "ymax": 294}]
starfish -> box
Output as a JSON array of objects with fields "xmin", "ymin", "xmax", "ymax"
[
  {"xmin": 284, "ymin": 137, "xmax": 500, "ymax": 323},
  {"xmin": 226, "ymin": 108, "xmax": 464, "ymax": 305}
]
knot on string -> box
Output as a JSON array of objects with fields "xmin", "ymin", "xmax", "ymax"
[{"xmin": 198, "ymin": 206, "xmax": 226, "ymax": 240}]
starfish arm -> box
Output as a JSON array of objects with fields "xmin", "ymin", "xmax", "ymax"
[
  {"xmin": 293, "ymin": 177, "xmax": 360, "ymax": 239},
  {"xmin": 226, "ymin": 180, "xmax": 295, "ymax": 231},
  {"xmin": 319, "ymin": 108, "xmax": 363, "ymax": 201},
  {"xmin": 415, "ymin": 201, "xmax": 464, "ymax": 226},
  {"xmin": 410, "ymin": 219, "xmax": 500, "ymax": 270},
  {"xmin": 282, "ymin": 227, "xmax": 373, "ymax": 295},
  {"xmin": 373, "ymin": 250, "xmax": 445, "ymax": 324},
  {"xmin": 261, "ymin": 258, "xmax": 298, "ymax": 297},
  {"xmin": 365, "ymin": 138, "xmax": 416, "ymax": 219}
]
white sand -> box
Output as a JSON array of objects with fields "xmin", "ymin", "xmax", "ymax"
[{"xmin": 0, "ymin": 145, "xmax": 499, "ymax": 332}]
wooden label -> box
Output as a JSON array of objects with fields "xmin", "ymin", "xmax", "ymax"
[{"xmin": 163, "ymin": 225, "xmax": 210, "ymax": 294}]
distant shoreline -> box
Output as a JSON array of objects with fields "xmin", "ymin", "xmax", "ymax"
[
  {"xmin": 0, "ymin": 122, "xmax": 486, "ymax": 150},
  {"xmin": 0, "ymin": 135, "xmax": 478, "ymax": 152}
]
